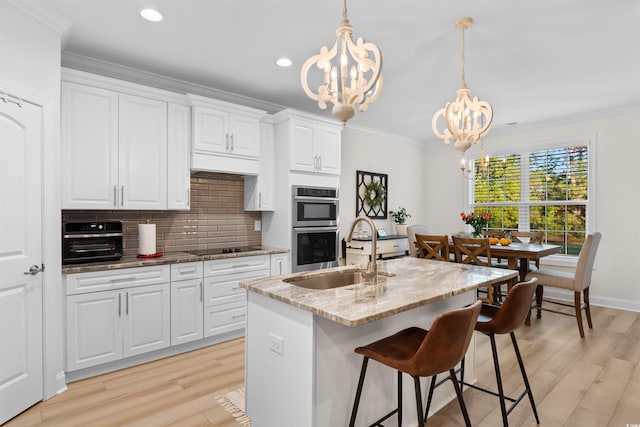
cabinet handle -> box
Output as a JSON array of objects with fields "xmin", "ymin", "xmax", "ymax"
[
  {"xmin": 225, "ymin": 133, "xmax": 229, "ymax": 151},
  {"xmin": 118, "ymin": 293, "xmax": 121, "ymax": 317},
  {"xmin": 232, "ymin": 286, "xmax": 242, "ymax": 291},
  {"xmin": 277, "ymin": 259, "xmax": 282, "ymax": 275},
  {"xmin": 231, "ymin": 263, "xmax": 251, "ymax": 269},
  {"xmin": 258, "ymin": 192, "xmax": 262, "ymax": 208},
  {"xmin": 232, "ymin": 314, "xmax": 245, "ymax": 319},
  {"xmin": 318, "ymin": 155, "xmax": 322, "ymax": 171},
  {"xmin": 186, "ymin": 189, "xmax": 190, "ymax": 208},
  {"xmin": 126, "ymin": 292, "xmax": 129, "ymax": 315},
  {"xmin": 230, "ymin": 134, "xmax": 234, "ymax": 152},
  {"xmin": 120, "ymin": 185, "xmax": 124, "ymax": 207},
  {"xmin": 200, "ymin": 281, "xmax": 203, "ymax": 302},
  {"xmin": 113, "ymin": 185, "xmax": 117, "ymax": 208}
]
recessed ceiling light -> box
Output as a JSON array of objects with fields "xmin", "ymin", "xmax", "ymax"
[
  {"xmin": 276, "ymin": 57, "xmax": 293, "ymax": 67},
  {"xmin": 140, "ymin": 8, "xmax": 163, "ymax": 22}
]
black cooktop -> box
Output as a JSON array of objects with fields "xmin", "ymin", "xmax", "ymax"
[{"xmin": 186, "ymin": 246, "xmax": 262, "ymax": 256}]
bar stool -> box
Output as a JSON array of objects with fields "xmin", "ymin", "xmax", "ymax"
[
  {"xmin": 434, "ymin": 279, "xmax": 540, "ymax": 426},
  {"xmin": 348, "ymin": 301, "xmax": 481, "ymax": 427}
]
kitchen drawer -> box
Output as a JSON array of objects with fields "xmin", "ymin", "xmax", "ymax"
[
  {"xmin": 204, "ymin": 301, "xmax": 246, "ymax": 337},
  {"xmin": 203, "ymin": 255, "xmax": 270, "ymax": 277},
  {"xmin": 65, "ymin": 265, "xmax": 170, "ymax": 295},
  {"xmin": 170, "ymin": 261, "xmax": 203, "ymax": 282},
  {"xmin": 204, "ymin": 269, "xmax": 269, "ymax": 307}
]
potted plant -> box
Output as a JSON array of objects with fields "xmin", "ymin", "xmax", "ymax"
[{"xmin": 389, "ymin": 207, "xmax": 411, "ymax": 236}]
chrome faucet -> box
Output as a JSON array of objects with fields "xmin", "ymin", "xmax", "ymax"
[{"xmin": 346, "ymin": 216, "xmax": 378, "ymax": 285}]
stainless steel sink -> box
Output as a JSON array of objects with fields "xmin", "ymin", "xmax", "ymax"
[{"xmin": 283, "ymin": 270, "xmax": 395, "ymax": 290}]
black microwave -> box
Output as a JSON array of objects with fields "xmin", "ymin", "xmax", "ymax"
[{"xmin": 62, "ymin": 221, "xmax": 123, "ymax": 264}]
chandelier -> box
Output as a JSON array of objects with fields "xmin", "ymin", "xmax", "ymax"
[
  {"xmin": 300, "ymin": 0, "xmax": 383, "ymax": 126},
  {"xmin": 432, "ymin": 17, "xmax": 493, "ymax": 154}
]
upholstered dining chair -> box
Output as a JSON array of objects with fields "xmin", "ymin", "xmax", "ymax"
[
  {"xmin": 452, "ymin": 236, "xmax": 494, "ymax": 303},
  {"xmin": 526, "ymin": 232, "xmax": 602, "ymax": 338},
  {"xmin": 415, "ymin": 234, "xmax": 450, "ymax": 262},
  {"xmin": 406, "ymin": 224, "xmax": 429, "ymax": 258}
]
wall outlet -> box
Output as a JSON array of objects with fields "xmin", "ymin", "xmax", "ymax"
[
  {"xmin": 254, "ymin": 220, "xmax": 261, "ymax": 231},
  {"xmin": 268, "ymin": 332, "xmax": 284, "ymax": 356}
]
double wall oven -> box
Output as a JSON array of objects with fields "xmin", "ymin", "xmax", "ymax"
[{"xmin": 291, "ymin": 185, "xmax": 340, "ymax": 272}]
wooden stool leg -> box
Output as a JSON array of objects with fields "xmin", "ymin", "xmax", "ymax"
[{"xmin": 349, "ymin": 357, "xmax": 369, "ymax": 427}]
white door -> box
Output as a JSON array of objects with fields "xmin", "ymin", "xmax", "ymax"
[{"xmin": 0, "ymin": 97, "xmax": 43, "ymax": 424}]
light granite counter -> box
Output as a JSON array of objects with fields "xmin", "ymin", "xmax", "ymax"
[
  {"xmin": 242, "ymin": 257, "xmax": 517, "ymax": 426},
  {"xmin": 240, "ymin": 256, "xmax": 517, "ymax": 327},
  {"xmin": 61, "ymin": 245, "xmax": 288, "ymax": 274}
]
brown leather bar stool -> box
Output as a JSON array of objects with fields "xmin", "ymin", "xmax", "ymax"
[
  {"xmin": 440, "ymin": 279, "xmax": 540, "ymax": 426},
  {"xmin": 348, "ymin": 301, "xmax": 481, "ymax": 427}
]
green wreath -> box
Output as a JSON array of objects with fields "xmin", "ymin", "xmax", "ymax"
[{"xmin": 364, "ymin": 180, "xmax": 386, "ymax": 209}]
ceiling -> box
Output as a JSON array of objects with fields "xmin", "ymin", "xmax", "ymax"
[{"xmin": 32, "ymin": 0, "xmax": 640, "ymax": 143}]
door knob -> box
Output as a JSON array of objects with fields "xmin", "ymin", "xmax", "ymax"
[{"xmin": 24, "ymin": 264, "xmax": 44, "ymax": 275}]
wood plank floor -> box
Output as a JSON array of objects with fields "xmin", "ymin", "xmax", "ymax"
[{"xmin": 6, "ymin": 305, "xmax": 640, "ymax": 426}]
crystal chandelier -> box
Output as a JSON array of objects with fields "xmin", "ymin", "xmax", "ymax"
[
  {"xmin": 432, "ymin": 17, "xmax": 493, "ymax": 154},
  {"xmin": 300, "ymin": 0, "xmax": 383, "ymax": 126}
]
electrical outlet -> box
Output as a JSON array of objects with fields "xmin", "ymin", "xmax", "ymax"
[
  {"xmin": 268, "ymin": 332, "xmax": 284, "ymax": 356},
  {"xmin": 254, "ymin": 220, "xmax": 262, "ymax": 231}
]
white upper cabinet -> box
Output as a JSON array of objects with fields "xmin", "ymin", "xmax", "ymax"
[
  {"xmin": 188, "ymin": 94, "xmax": 266, "ymax": 175},
  {"xmin": 61, "ymin": 69, "xmax": 191, "ymax": 210},
  {"xmin": 274, "ymin": 110, "xmax": 342, "ymax": 176},
  {"xmin": 167, "ymin": 103, "xmax": 191, "ymax": 210},
  {"xmin": 118, "ymin": 93, "xmax": 167, "ymax": 210},
  {"xmin": 61, "ymin": 82, "xmax": 119, "ymax": 209},
  {"xmin": 245, "ymin": 120, "xmax": 275, "ymax": 211}
]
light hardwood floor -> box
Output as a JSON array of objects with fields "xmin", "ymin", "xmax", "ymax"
[{"xmin": 6, "ymin": 305, "xmax": 640, "ymax": 426}]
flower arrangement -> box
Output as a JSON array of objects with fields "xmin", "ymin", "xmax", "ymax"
[
  {"xmin": 460, "ymin": 211, "xmax": 490, "ymax": 237},
  {"xmin": 390, "ymin": 207, "xmax": 411, "ymax": 225}
]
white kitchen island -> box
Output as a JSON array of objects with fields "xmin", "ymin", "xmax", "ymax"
[{"xmin": 240, "ymin": 257, "xmax": 516, "ymax": 427}]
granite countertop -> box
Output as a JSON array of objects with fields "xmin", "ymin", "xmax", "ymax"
[
  {"xmin": 61, "ymin": 245, "xmax": 288, "ymax": 274},
  {"xmin": 240, "ymin": 257, "xmax": 517, "ymax": 327}
]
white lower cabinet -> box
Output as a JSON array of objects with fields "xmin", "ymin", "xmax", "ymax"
[
  {"xmin": 203, "ymin": 255, "xmax": 270, "ymax": 338},
  {"xmin": 66, "ymin": 282, "xmax": 170, "ymax": 371},
  {"xmin": 170, "ymin": 262, "xmax": 204, "ymax": 346}
]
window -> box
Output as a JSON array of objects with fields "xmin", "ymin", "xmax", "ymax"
[{"xmin": 470, "ymin": 138, "xmax": 593, "ymax": 256}]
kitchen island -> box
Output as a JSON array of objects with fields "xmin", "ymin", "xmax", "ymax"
[{"xmin": 241, "ymin": 257, "xmax": 517, "ymax": 427}]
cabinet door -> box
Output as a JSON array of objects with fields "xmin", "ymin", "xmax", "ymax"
[
  {"xmin": 229, "ymin": 113, "xmax": 260, "ymax": 158},
  {"xmin": 244, "ymin": 122, "xmax": 274, "ymax": 211},
  {"xmin": 167, "ymin": 103, "xmax": 191, "ymax": 210},
  {"xmin": 67, "ymin": 290, "xmax": 122, "ymax": 371},
  {"xmin": 270, "ymin": 253, "xmax": 290, "ymax": 276},
  {"xmin": 171, "ymin": 279, "xmax": 204, "ymax": 345},
  {"xmin": 123, "ymin": 283, "xmax": 171, "ymax": 357},
  {"xmin": 61, "ymin": 82, "xmax": 118, "ymax": 209},
  {"xmin": 119, "ymin": 94, "xmax": 168, "ymax": 210},
  {"xmin": 290, "ymin": 120, "xmax": 316, "ymax": 172},
  {"xmin": 192, "ymin": 106, "xmax": 228, "ymax": 154},
  {"xmin": 316, "ymin": 125, "xmax": 341, "ymax": 175}
]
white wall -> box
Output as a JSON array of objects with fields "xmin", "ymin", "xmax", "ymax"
[
  {"xmin": 339, "ymin": 127, "xmax": 426, "ymax": 240},
  {"xmin": 0, "ymin": 0, "xmax": 65, "ymax": 398},
  {"xmin": 423, "ymin": 108, "xmax": 640, "ymax": 311}
]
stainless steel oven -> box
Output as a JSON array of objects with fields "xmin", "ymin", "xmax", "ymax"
[
  {"xmin": 62, "ymin": 221, "xmax": 123, "ymax": 264},
  {"xmin": 292, "ymin": 226, "xmax": 340, "ymax": 272},
  {"xmin": 292, "ymin": 185, "xmax": 339, "ymax": 227}
]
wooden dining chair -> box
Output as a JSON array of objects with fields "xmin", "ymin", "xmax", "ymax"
[
  {"xmin": 407, "ymin": 224, "xmax": 429, "ymax": 258},
  {"xmin": 526, "ymin": 232, "xmax": 602, "ymax": 338},
  {"xmin": 452, "ymin": 236, "xmax": 494, "ymax": 303},
  {"xmin": 415, "ymin": 234, "xmax": 450, "ymax": 262},
  {"xmin": 512, "ymin": 230, "xmax": 545, "ymax": 269}
]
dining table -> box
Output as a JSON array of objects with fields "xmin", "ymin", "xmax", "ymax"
[{"xmin": 488, "ymin": 242, "xmax": 562, "ymax": 282}]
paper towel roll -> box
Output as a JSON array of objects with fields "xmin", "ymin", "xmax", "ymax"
[{"xmin": 138, "ymin": 223, "xmax": 156, "ymax": 255}]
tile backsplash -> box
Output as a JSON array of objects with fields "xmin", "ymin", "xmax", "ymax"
[{"xmin": 63, "ymin": 172, "xmax": 262, "ymax": 257}]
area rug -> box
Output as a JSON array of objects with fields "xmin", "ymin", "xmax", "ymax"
[{"xmin": 215, "ymin": 388, "xmax": 251, "ymax": 426}]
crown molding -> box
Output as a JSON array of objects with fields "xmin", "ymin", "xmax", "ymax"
[
  {"xmin": 61, "ymin": 52, "xmax": 286, "ymax": 114},
  {"xmin": 345, "ymin": 122, "xmax": 425, "ymax": 147}
]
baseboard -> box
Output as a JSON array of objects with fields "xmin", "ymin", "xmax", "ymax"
[
  {"xmin": 543, "ymin": 288, "xmax": 640, "ymax": 313},
  {"xmin": 55, "ymin": 371, "xmax": 67, "ymax": 396}
]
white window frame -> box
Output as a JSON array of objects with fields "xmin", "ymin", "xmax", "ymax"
[{"xmin": 466, "ymin": 134, "xmax": 597, "ymax": 268}]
